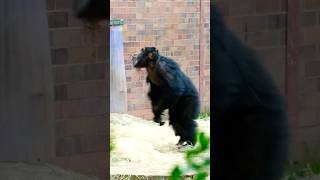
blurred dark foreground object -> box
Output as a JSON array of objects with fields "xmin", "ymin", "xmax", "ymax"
[
  {"xmin": 74, "ymin": 0, "xmax": 107, "ymax": 23},
  {"xmin": 212, "ymin": 5, "xmax": 289, "ymax": 180}
]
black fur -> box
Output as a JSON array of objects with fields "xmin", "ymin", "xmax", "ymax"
[
  {"xmin": 133, "ymin": 47, "xmax": 200, "ymax": 145},
  {"xmin": 74, "ymin": 0, "xmax": 107, "ymax": 23},
  {"xmin": 212, "ymin": 6, "xmax": 289, "ymax": 180}
]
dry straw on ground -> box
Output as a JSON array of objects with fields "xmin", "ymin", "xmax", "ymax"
[{"xmin": 110, "ymin": 113, "xmax": 210, "ymax": 179}]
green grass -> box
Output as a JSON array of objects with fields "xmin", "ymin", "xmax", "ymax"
[
  {"xmin": 110, "ymin": 128, "xmax": 115, "ymax": 153},
  {"xmin": 198, "ymin": 112, "xmax": 210, "ymax": 119},
  {"xmin": 284, "ymin": 161, "xmax": 320, "ymax": 180}
]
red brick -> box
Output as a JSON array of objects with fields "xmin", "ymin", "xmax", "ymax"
[
  {"xmin": 305, "ymin": 0, "xmax": 320, "ymax": 10},
  {"xmin": 301, "ymin": 126, "xmax": 320, "ymax": 142},
  {"xmin": 55, "ymin": 0, "xmax": 73, "ymax": 10},
  {"xmin": 55, "ymin": 98, "xmax": 107, "ymax": 118},
  {"xmin": 243, "ymin": 16, "xmax": 268, "ymax": 32},
  {"xmin": 256, "ymin": 47, "xmax": 286, "ymax": 62},
  {"xmin": 80, "ymin": 134, "xmax": 106, "ymax": 153},
  {"xmin": 68, "ymin": 12, "xmax": 84, "ymax": 27},
  {"xmin": 302, "ymin": 11, "xmax": 317, "ymax": 27},
  {"xmin": 53, "ymin": 66, "xmax": 71, "ymax": 84},
  {"xmin": 94, "ymin": 29, "xmax": 107, "ymax": 46},
  {"xmin": 246, "ymin": 31, "xmax": 282, "ymax": 47},
  {"xmin": 299, "ymin": 111, "xmax": 320, "ymax": 127},
  {"xmin": 229, "ymin": 0, "xmax": 255, "ymax": 16},
  {"xmin": 96, "ymin": 45, "xmax": 107, "ymax": 62},
  {"xmin": 299, "ymin": 44, "xmax": 318, "ymax": 61},
  {"xmin": 280, "ymin": 0, "xmax": 287, "ymax": 12},
  {"xmin": 306, "ymin": 61, "xmax": 320, "ymax": 77},
  {"xmin": 56, "ymin": 64, "xmax": 105, "ymax": 83},
  {"xmin": 68, "ymin": 47, "xmax": 96, "ymax": 64},
  {"xmin": 267, "ymin": 14, "xmax": 287, "ymax": 29},
  {"xmin": 56, "ymin": 136, "xmax": 81, "ymax": 156},
  {"xmin": 48, "ymin": 12, "xmax": 68, "ymax": 28},
  {"xmin": 299, "ymin": 78, "xmax": 320, "ymax": 94},
  {"xmin": 128, "ymin": 2, "xmax": 136, "ymax": 7},
  {"xmin": 302, "ymin": 27, "xmax": 320, "ymax": 45},
  {"xmin": 51, "ymin": 48, "xmax": 68, "ymax": 65},
  {"xmin": 47, "ymin": 0, "xmax": 55, "ymax": 10},
  {"xmin": 56, "ymin": 116, "xmax": 107, "ymax": 137},
  {"xmin": 67, "ymin": 80, "xmax": 107, "ymax": 99},
  {"xmin": 256, "ymin": 0, "xmax": 281, "ymax": 13},
  {"xmin": 83, "ymin": 63, "xmax": 106, "ymax": 80},
  {"xmin": 299, "ymin": 93, "xmax": 320, "ymax": 112},
  {"xmin": 55, "ymin": 84, "xmax": 68, "ymax": 101},
  {"xmin": 225, "ymin": 16, "xmax": 244, "ymax": 32},
  {"xmin": 50, "ymin": 29, "xmax": 84, "ymax": 48},
  {"xmin": 53, "ymin": 152, "xmax": 107, "ymax": 178}
]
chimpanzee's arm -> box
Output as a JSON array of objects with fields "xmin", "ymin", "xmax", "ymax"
[
  {"xmin": 155, "ymin": 57, "xmax": 185, "ymax": 97},
  {"xmin": 148, "ymin": 83, "xmax": 165, "ymax": 125}
]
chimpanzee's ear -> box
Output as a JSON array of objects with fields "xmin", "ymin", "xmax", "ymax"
[{"xmin": 141, "ymin": 48, "xmax": 144, "ymax": 52}]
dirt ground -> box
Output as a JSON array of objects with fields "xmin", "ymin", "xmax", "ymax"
[
  {"xmin": 110, "ymin": 113, "xmax": 210, "ymax": 178},
  {"xmin": 0, "ymin": 162, "xmax": 99, "ymax": 180}
]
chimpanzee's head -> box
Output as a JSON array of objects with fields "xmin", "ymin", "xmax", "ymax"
[{"xmin": 132, "ymin": 47, "xmax": 160, "ymax": 68}]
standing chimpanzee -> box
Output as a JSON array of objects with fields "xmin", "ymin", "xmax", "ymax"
[
  {"xmin": 132, "ymin": 47, "xmax": 200, "ymax": 148},
  {"xmin": 212, "ymin": 6, "xmax": 289, "ymax": 180}
]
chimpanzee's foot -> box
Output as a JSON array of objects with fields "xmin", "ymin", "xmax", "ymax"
[
  {"xmin": 153, "ymin": 116, "xmax": 165, "ymax": 126},
  {"xmin": 176, "ymin": 138, "xmax": 185, "ymax": 146},
  {"xmin": 177, "ymin": 141, "xmax": 194, "ymax": 151}
]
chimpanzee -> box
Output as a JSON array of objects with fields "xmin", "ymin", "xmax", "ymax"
[
  {"xmin": 132, "ymin": 47, "xmax": 200, "ymax": 147},
  {"xmin": 212, "ymin": 6, "xmax": 289, "ymax": 180}
]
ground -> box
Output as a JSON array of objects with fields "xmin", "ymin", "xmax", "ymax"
[
  {"xmin": 0, "ymin": 162, "xmax": 99, "ymax": 180},
  {"xmin": 110, "ymin": 113, "xmax": 210, "ymax": 179}
]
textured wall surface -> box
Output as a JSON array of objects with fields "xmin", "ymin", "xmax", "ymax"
[
  {"xmin": 296, "ymin": 0, "xmax": 320, "ymax": 161},
  {"xmin": 215, "ymin": 0, "xmax": 320, "ymax": 161},
  {"xmin": 0, "ymin": 0, "xmax": 54, "ymax": 164},
  {"xmin": 111, "ymin": 0, "xmax": 211, "ymax": 119},
  {"xmin": 47, "ymin": 0, "xmax": 108, "ymax": 178}
]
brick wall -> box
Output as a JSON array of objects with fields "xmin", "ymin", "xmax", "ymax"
[
  {"xmin": 111, "ymin": 0, "xmax": 211, "ymax": 119},
  {"xmin": 216, "ymin": 0, "xmax": 287, "ymax": 93},
  {"xmin": 216, "ymin": 0, "xmax": 320, "ymax": 161},
  {"xmin": 296, "ymin": 0, "xmax": 320, "ymax": 161},
  {"xmin": 47, "ymin": 0, "xmax": 107, "ymax": 178}
]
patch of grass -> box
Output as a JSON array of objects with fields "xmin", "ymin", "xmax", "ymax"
[
  {"xmin": 198, "ymin": 112, "xmax": 210, "ymax": 119},
  {"xmin": 284, "ymin": 161, "xmax": 320, "ymax": 180},
  {"xmin": 110, "ymin": 128, "xmax": 115, "ymax": 153}
]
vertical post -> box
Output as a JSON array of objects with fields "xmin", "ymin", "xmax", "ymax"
[
  {"xmin": 286, "ymin": 0, "xmax": 300, "ymax": 159},
  {"xmin": 0, "ymin": 0, "xmax": 54, "ymax": 162},
  {"xmin": 110, "ymin": 19, "xmax": 128, "ymax": 113},
  {"xmin": 199, "ymin": 0, "xmax": 206, "ymax": 110}
]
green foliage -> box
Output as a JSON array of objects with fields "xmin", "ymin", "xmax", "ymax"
[
  {"xmin": 171, "ymin": 167, "xmax": 183, "ymax": 180},
  {"xmin": 110, "ymin": 128, "xmax": 115, "ymax": 153},
  {"xmin": 198, "ymin": 112, "xmax": 210, "ymax": 119},
  {"xmin": 310, "ymin": 161, "xmax": 320, "ymax": 175},
  {"xmin": 170, "ymin": 131, "xmax": 210, "ymax": 180},
  {"xmin": 284, "ymin": 161, "xmax": 320, "ymax": 180}
]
